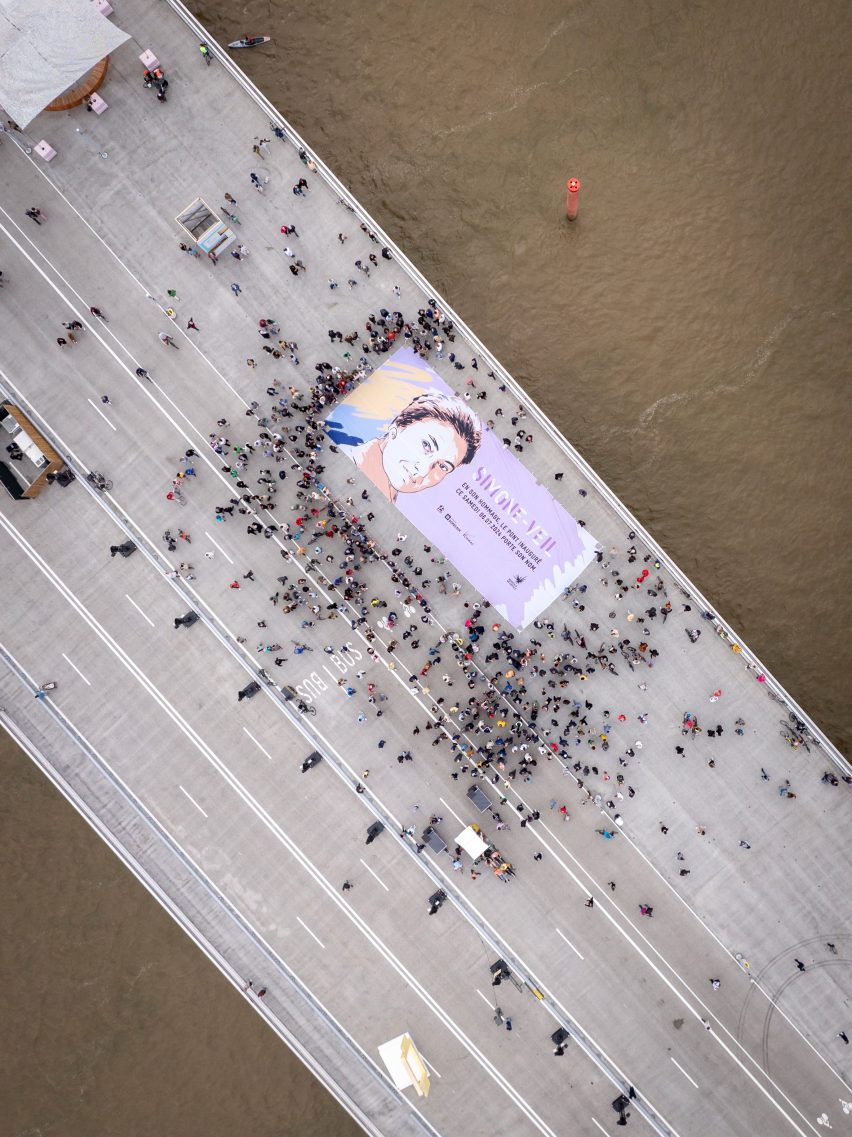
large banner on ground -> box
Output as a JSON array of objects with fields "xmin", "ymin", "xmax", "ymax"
[{"xmin": 325, "ymin": 348, "xmax": 598, "ymax": 627}]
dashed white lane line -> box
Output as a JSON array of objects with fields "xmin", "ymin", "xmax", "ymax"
[
  {"xmin": 125, "ymin": 593, "xmax": 154, "ymax": 627},
  {"xmin": 359, "ymin": 858, "xmax": 390, "ymax": 892},
  {"xmin": 178, "ymin": 784, "xmax": 208, "ymax": 818},
  {"xmin": 204, "ymin": 530, "xmax": 234, "ymax": 564},
  {"xmin": 296, "ymin": 916, "xmax": 326, "ymax": 950},
  {"xmin": 87, "ymin": 397, "xmax": 117, "ymax": 430},
  {"xmin": 591, "ymin": 1118, "xmax": 612, "ymax": 1136},
  {"xmin": 476, "ymin": 988, "xmax": 495, "ymax": 1009},
  {"xmin": 670, "ymin": 1056, "xmax": 699, "ymax": 1089},
  {"xmin": 555, "ymin": 927, "xmax": 585, "ymax": 961},
  {"xmin": 243, "ymin": 726, "xmax": 274, "ymax": 761},
  {"xmin": 61, "ymin": 652, "xmax": 91, "ymax": 685},
  {"xmin": 439, "ymin": 796, "xmax": 466, "ymax": 825}
]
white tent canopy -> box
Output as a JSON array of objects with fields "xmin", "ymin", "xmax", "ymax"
[
  {"xmin": 0, "ymin": 0, "xmax": 129, "ymax": 128},
  {"xmin": 455, "ymin": 825, "xmax": 489, "ymax": 860}
]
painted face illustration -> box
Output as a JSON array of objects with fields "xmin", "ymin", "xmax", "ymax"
[{"xmin": 380, "ymin": 417, "xmax": 468, "ymax": 493}]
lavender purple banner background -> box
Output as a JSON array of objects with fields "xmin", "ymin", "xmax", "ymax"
[{"xmin": 325, "ymin": 348, "xmax": 598, "ymax": 627}]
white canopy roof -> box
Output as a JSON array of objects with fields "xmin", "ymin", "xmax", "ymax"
[{"xmin": 0, "ymin": 0, "xmax": 129, "ymax": 128}]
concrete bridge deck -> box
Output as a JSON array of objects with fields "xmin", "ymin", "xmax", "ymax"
[{"xmin": 1, "ymin": 2, "xmax": 849, "ymax": 1136}]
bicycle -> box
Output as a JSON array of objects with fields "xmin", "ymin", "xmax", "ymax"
[
  {"xmin": 779, "ymin": 730, "xmax": 806, "ymax": 751},
  {"xmin": 786, "ymin": 710, "xmax": 818, "ymax": 744},
  {"xmin": 779, "ymin": 719, "xmax": 811, "ymax": 752},
  {"xmin": 86, "ymin": 470, "xmax": 113, "ymax": 491},
  {"xmin": 296, "ymin": 701, "xmax": 317, "ymax": 716}
]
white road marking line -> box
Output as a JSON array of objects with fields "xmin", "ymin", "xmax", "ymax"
[
  {"xmin": 591, "ymin": 1119, "xmax": 611, "ymax": 1136},
  {"xmin": 476, "ymin": 988, "xmax": 495, "ymax": 1009},
  {"xmin": 417, "ymin": 1050, "xmax": 442, "ymax": 1078},
  {"xmin": 61, "ymin": 652, "xmax": 91, "ymax": 685},
  {"xmin": 439, "ymin": 796, "xmax": 466, "ymax": 825},
  {"xmin": 296, "ymin": 916, "xmax": 325, "ymax": 950},
  {"xmin": 204, "ymin": 530, "xmax": 234, "ymax": 563},
  {"xmin": 178, "ymin": 784, "xmax": 208, "ymax": 818},
  {"xmin": 555, "ymin": 927, "xmax": 584, "ymax": 960},
  {"xmin": 243, "ymin": 727, "xmax": 273, "ymax": 761},
  {"xmin": 354, "ymin": 859, "xmax": 389, "ymax": 886},
  {"xmin": 86, "ymin": 397, "xmax": 117, "ymax": 430},
  {"xmin": 670, "ymin": 1056, "xmax": 699, "ymax": 1089},
  {"xmin": 125, "ymin": 594, "xmax": 154, "ymax": 627}
]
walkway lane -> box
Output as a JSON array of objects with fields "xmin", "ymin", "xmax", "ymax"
[
  {"xmin": 1, "ymin": 1, "xmax": 849, "ymax": 1133},
  {"xmin": 0, "ymin": 470, "xmax": 837, "ymax": 1137}
]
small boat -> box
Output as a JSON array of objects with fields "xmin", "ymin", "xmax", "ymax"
[{"xmin": 228, "ymin": 36, "xmax": 271, "ymax": 49}]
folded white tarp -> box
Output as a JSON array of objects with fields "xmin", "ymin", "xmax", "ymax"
[{"xmin": 0, "ymin": 0, "xmax": 129, "ymax": 128}]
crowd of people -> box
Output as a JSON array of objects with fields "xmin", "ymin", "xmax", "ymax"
[{"xmin": 157, "ymin": 141, "xmax": 843, "ymax": 914}]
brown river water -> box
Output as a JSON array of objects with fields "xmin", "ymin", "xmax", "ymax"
[{"xmin": 3, "ymin": 2, "xmax": 849, "ymax": 1134}]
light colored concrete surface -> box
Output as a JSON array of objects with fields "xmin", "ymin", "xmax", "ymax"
[{"xmin": 1, "ymin": 3, "xmax": 850, "ymax": 1136}]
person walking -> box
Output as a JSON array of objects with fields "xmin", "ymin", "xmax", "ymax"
[
  {"xmin": 90, "ymin": 306, "xmax": 107, "ymax": 320},
  {"xmin": 25, "ymin": 207, "xmax": 43, "ymax": 224},
  {"xmin": 231, "ymin": 282, "xmax": 242, "ymax": 297}
]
